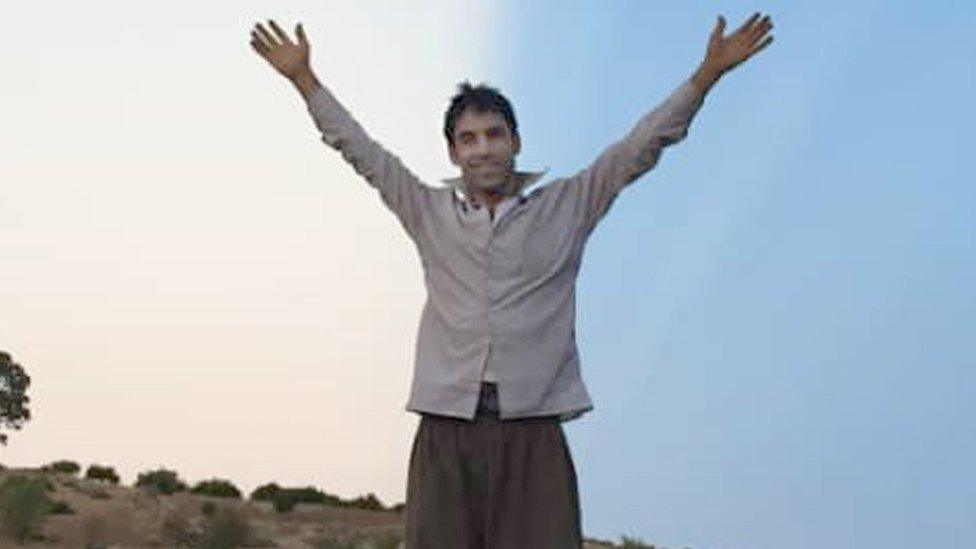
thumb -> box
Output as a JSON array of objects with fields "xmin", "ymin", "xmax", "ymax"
[{"xmin": 712, "ymin": 15, "xmax": 725, "ymax": 37}]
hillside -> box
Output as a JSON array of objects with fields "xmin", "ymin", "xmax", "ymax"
[{"xmin": 0, "ymin": 466, "xmax": 620, "ymax": 548}]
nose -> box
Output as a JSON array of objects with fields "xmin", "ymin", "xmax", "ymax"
[{"xmin": 473, "ymin": 135, "xmax": 490, "ymax": 155}]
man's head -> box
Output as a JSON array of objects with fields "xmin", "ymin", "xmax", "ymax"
[{"xmin": 444, "ymin": 81, "xmax": 521, "ymax": 193}]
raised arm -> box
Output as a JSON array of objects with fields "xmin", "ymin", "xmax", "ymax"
[
  {"xmin": 249, "ymin": 20, "xmax": 431, "ymax": 241},
  {"xmin": 567, "ymin": 12, "xmax": 774, "ymax": 236}
]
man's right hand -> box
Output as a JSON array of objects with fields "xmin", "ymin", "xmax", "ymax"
[{"xmin": 250, "ymin": 19, "xmax": 311, "ymax": 82}]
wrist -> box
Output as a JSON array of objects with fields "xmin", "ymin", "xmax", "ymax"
[
  {"xmin": 691, "ymin": 62, "xmax": 723, "ymax": 94},
  {"xmin": 290, "ymin": 69, "xmax": 320, "ymax": 100}
]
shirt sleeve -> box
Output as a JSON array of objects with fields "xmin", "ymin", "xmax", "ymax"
[
  {"xmin": 305, "ymin": 85, "xmax": 431, "ymax": 241},
  {"xmin": 565, "ymin": 77, "xmax": 707, "ymax": 237}
]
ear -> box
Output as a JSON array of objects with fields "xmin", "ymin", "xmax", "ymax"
[
  {"xmin": 447, "ymin": 141, "xmax": 459, "ymax": 166},
  {"xmin": 512, "ymin": 133, "xmax": 521, "ymax": 156}
]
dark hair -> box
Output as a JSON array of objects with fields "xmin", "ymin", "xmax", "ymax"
[{"xmin": 443, "ymin": 81, "xmax": 518, "ymax": 146}]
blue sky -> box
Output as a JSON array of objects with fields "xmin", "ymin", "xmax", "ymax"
[
  {"xmin": 492, "ymin": 1, "xmax": 974, "ymax": 547},
  {"xmin": 1, "ymin": 1, "xmax": 973, "ymax": 547}
]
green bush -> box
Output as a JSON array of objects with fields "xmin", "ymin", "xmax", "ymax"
[
  {"xmin": 619, "ymin": 535, "xmax": 658, "ymax": 548},
  {"xmin": 249, "ymin": 482, "xmax": 281, "ymax": 501},
  {"xmin": 85, "ymin": 464, "xmax": 120, "ymax": 484},
  {"xmin": 42, "ymin": 460, "xmax": 81, "ymax": 475},
  {"xmin": 135, "ymin": 468, "xmax": 188, "ymax": 495},
  {"xmin": 251, "ymin": 483, "xmax": 390, "ymax": 513},
  {"xmin": 198, "ymin": 507, "xmax": 254, "ymax": 549},
  {"xmin": 346, "ymin": 492, "xmax": 386, "ymax": 511},
  {"xmin": 272, "ymin": 491, "xmax": 297, "ymax": 513},
  {"xmin": 191, "ymin": 478, "xmax": 242, "ymax": 499},
  {"xmin": 291, "ymin": 486, "xmax": 337, "ymax": 505},
  {"xmin": 253, "ymin": 483, "xmax": 343, "ymax": 513},
  {"xmin": 39, "ymin": 476, "xmax": 56, "ymax": 492},
  {"xmin": 0, "ymin": 475, "xmax": 52, "ymax": 543}
]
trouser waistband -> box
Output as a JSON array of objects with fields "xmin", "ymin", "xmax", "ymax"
[{"xmin": 420, "ymin": 382, "xmax": 558, "ymax": 423}]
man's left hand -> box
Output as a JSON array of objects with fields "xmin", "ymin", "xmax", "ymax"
[{"xmin": 702, "ymin": 12, "xmax": 775, "ymax": 76}]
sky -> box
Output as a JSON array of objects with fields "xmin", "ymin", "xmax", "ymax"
[{"xmin": 1, "ymin": 1, "xmax": 974, "ymax": 548}]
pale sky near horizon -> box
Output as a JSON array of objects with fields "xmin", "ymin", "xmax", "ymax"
[{"xmin": 2, "ymin": 1, "xmax": 974, "ymax": 548}]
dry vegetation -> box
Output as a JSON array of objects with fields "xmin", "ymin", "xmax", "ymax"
[{"xmin": 0, "ymin": 463, "xmax": 659, "ymax": 548}]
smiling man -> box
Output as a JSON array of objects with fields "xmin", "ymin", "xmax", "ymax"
[{"xmin": 251, "ymin": 11, "xmax": 773, "ymax": 548}]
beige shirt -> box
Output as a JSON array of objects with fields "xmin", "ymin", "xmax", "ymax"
[{"xmin": 306, "ymin": 77, "xmax": 706, "ymax": 422}]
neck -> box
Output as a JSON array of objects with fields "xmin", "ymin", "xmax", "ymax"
[
  {"xmin": 466, "ymin": 172, "xmax": 517, "ymax": 209},
  {"xmin": 471, "ymin": 187, "xmax": 505, "ymax": 210}
]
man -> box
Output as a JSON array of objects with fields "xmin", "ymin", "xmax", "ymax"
[{"xmin": 250, "ymin": 11, "xmax": 773, "ymax": 548}]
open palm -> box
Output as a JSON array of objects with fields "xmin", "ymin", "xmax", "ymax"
[
  {"xmin": 704, "ymin": 12, "xmax": 774, "ymax": 74},
  {"xmin": 250, "ymin": 19, "xmax": 310, "ymax": 80}
]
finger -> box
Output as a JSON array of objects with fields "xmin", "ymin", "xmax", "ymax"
[
  {"xmin": 749, "ymin": 15, "xmax": 773, "ymax": 42},
  {"xmin": 711, "ymin": 15, "xmax": 725, "ymax": 38},
  {"xmin": 250, "ymin": 36, "xmax": 270, "ymax": 58},
  {"xmin": 255, "ymin": 23, "xmax": 278, "ymax": 49},
  {"xmin": 743, "ymin": 35, "xmax": 774, "ymax": 64},
  {"xmin": 251, "ymin": 31, "xmax": 272, "ymax": 56},
  {"xmin": 735, "ymin": 12, "xmax": 761, "ymax": 35},
  {"xmin": 268, "ymin": 19, "xmax": 293, "ymax": 46},
  {"xmin": 296, "ymin": 22, "xmax": 308, "ymax": 47}
]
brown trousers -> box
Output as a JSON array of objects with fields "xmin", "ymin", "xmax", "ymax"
[{"xmin": 404, "ymin": 382, "xmax": 583, "ymax": 548}]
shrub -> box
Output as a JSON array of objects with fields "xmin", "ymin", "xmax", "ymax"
[
  {"xmin": 272, "ymin": 491, "xmax": 297, "ymax": 513},
  {"xmin": 389, "ymin": 501, "xmax": 405, "ymax": 513},
  {"xmin": 619, "ymin": 535, "xmax": 658, "ymax": 548},
  {"xmin": 48, "ymin": 499, "xmax": 74, "ymax": 515},
  {"xmin": 191, "ymin": 479, "xmax": 242, "ymax": 499},
  {"xmin": 198, "ymin": 507, "xmax": 254, "ymax": 549},
  {"xmin": 39, "ymin": 476, "xmax": 56, "ymax": 492},
  {"xmin": 85, "ymin": 464, "xmax": 120, "ymax": 484},
  {"xmin": 346, "ymin": 492, "xmax": 386, "ymax": 511},
  {"xmin": 0, "ymin": 475, "xmax": 51, "ymax": 543},
  {"xmin": 253, "ymin": 483, "xmax": 390, "ymax": 514},
  {"xmin": 249, "ymin": 482, "xmax": 281, "ymax": 501},
  {"xmin": 135, "ymin": 468, "xmax": 188, "ymax": 495},
  {"xmin": 42, "ymin": 460, "xmax": 81, "ymax": 475},
  {"xmin": 289, "ymin": 486, "xmax": 336, "ymax": 505}
]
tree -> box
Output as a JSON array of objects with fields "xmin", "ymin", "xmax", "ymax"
[
  {"xmin": 0, "ymin": 351, "xmax": 31, "ymax": 446},
  {"xmin": 190, "ymin": 479, "xmax": 242, "ymax": 499},
  {"xmin": 85, "ymin": 465, "xmax": 120, "ymax": 485},
  {"xmin": 135, "ymin": 468, "xmax": 188, "ymax": 495}
]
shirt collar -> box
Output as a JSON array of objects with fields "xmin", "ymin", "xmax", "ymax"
[{"xmin": 441, "ymin": 169, "xmax": 549, "ymax": 204}]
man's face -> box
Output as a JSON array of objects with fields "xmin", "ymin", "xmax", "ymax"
[{"xmin": 448, "ymin": 107, "xmax": 521, "ymax": 192}]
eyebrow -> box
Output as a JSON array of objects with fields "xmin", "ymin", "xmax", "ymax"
[{"xmin": 456, "ymin": 125, "xmax": 507, "ymax": 139}]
